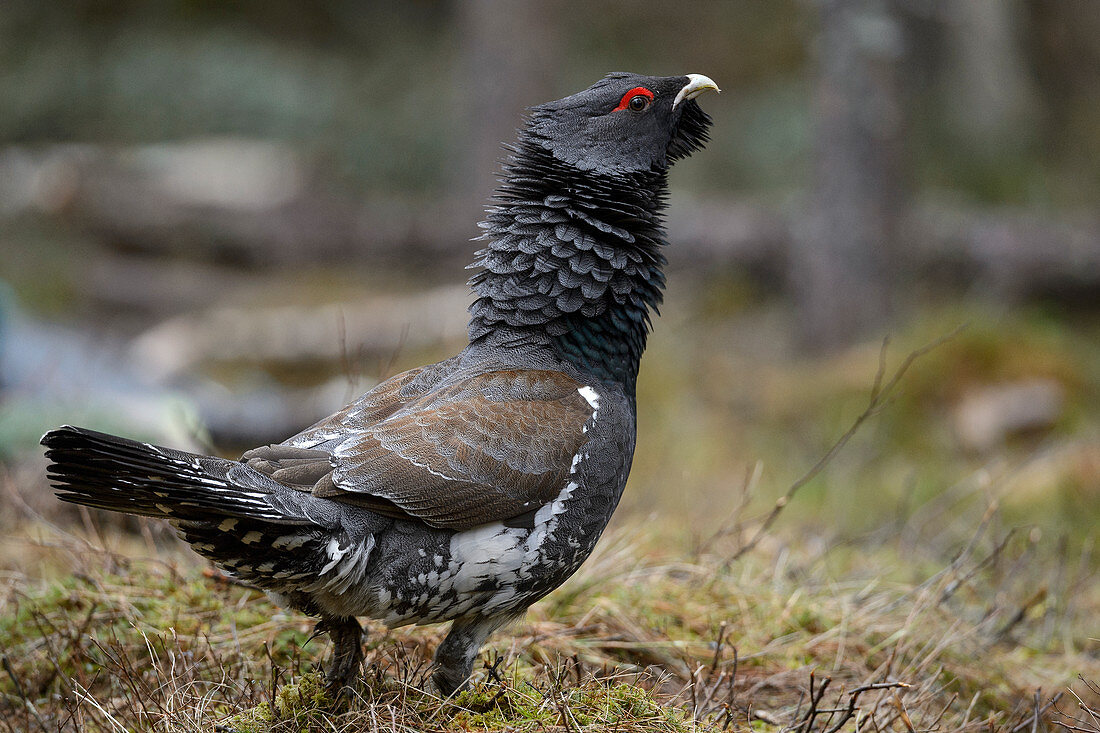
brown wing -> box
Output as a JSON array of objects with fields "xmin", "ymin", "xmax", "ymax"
[
  {"xmin": 241, "ymin": 362, "xmax": 444, "ymax": 514},
  {"xmin": 287, "ymin": 362, "xmax": 439, "ymax": 445},
  {"xmin": 244, "ymin": 369, "xmax": 595, "ymax": 530}
]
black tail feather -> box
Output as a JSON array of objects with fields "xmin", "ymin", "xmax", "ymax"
[{"xmin": 42, "ymin": 425, "xmax": 290, "ymax": 524}]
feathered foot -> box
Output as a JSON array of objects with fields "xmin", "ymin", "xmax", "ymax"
[
  {"xmin": 317, "ymin": 616, "xmax": 364, "ymax": 697},
  {"xmin": 431, "ymin": 614, "xmax": 511, "ymax": 697}
]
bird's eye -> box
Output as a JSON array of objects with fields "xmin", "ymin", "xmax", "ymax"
[{"xmin": 614, "ymin": 86, "xmax": 655, "ymax": 112}]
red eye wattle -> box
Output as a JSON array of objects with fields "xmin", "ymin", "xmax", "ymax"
[{"xmin": 613, "ymin": 87, "xmax": 654, "ymax": 112}]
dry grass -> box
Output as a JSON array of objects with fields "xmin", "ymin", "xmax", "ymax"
[
  {"xmin": 1, "ymin": 478, "xmax": 1097, "ymax": 733},
  {"xmin": 1053, "ymin": 677, "xmax": 1100, "ymax": 733}
]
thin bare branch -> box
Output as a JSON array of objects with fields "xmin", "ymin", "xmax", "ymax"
[{"xmin": 728, "ymin": 326, "xmax": 964, "ymax": 563}]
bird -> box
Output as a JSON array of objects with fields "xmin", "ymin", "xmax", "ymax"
[{"xmin": 41, "ymin": 72, "xmax": 719, "ymax": 696}]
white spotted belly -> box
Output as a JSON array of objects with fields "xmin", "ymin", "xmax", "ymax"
[{"xmin": 376, "ymin": 475, "xmax": 582, "ymax": 625}]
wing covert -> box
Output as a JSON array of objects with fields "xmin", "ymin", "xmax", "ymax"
[
  {"xmin": 326, "ymin": 370, "xmax": 594, "ymax": 529},
  {"xmin": 244, "ymin": 369, "xmax": 597, "ymax": 530}
]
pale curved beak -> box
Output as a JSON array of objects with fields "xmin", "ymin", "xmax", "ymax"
[{"xmin": 673, "ymin": 73, "xmax": 720, "ymax": 108}]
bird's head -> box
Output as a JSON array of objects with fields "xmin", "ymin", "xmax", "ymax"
[{"xmin": 525, "ymin": 72, "xmax": 719, "ymax": 175}]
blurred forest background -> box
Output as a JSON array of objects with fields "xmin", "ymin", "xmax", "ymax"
[{"xmin": 1, "ymin": 0, "xmax": 1099, "ymax": 553}]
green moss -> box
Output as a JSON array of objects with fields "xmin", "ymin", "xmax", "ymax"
[
  {"xmin": 217, "ymin": 673, "xmax": 332, "ymax": 732},
  {"xmin": 448, "ymin": 677, "xmax": 693, "ymax": 732},
  {"xmin": 220, "ymin": 701, "xmax": 274, "ymax": 733},
  {"xmin": 272, "ymin": 673, "xmax": 331, "ymax": 718},
  {"xmin": 211, "ymin": 670, "xmax": 689, "ymax": 733}
]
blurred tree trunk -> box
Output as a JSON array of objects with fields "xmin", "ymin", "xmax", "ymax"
[
  {"xmin": 791, "ymin": 0, "xmax": 907, "ymax": 352},
  {"xmin": 451, "ymin": 0, "xmax": 559, "ymax": 241},
  {"xmin": 943, "ymin": 0, "xmax": 1036, "ymax": 158}
]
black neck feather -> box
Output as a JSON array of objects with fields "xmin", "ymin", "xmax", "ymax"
[{"xmin": 467, "ymin": 143, "xmax": 669, "ymax": 395}]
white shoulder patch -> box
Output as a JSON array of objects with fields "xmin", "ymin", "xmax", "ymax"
[{"xmin": 577, "ymin": 385, "xmax": 600, "ymax": 411}]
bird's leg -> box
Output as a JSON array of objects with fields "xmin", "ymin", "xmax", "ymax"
[
  {"xmin": 318, "ymin": 616, "xmax": 364, "ymax": 696},
  {"xmin": 431, "ymin": 614, "xmax": 512, "ymax": 696}
]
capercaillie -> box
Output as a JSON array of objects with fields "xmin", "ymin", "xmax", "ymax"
[{"xmin": 42, "ymin": 72, "xmax": 719, "ymax": 695}]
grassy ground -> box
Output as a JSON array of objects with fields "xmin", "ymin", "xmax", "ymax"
[
  {"xmin": 2, "ymin": 296, "xmax": 1099, "ymax": 731},
  {"xmin": 1, "ymin": 502, "xmax": 1097, "ymax": 732}
]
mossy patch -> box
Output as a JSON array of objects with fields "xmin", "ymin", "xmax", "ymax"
[{"xmin": 219, "ymin": 673, "xmax": 333, "ymax": 732}]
